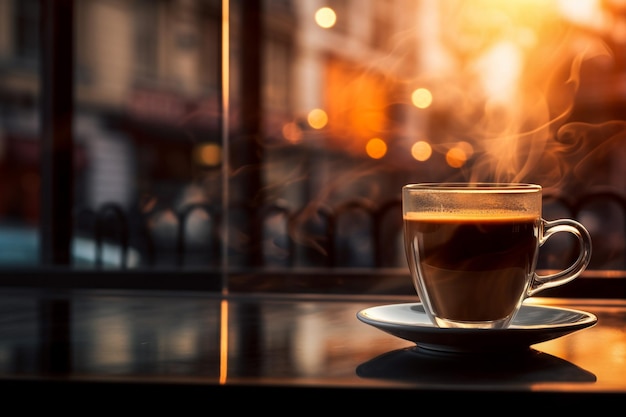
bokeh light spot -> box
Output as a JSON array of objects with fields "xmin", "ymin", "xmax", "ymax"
[
  {"xmin": 282, "ymin": 122, "xmax": 303, "ymax": 143},
  {"xmin": 315, "ymin": 7, "xmax": 337, "ymax": 28},
  {"xmin": 446, "ymin": 146, "xmax": 468, "ymax": 168},
  {"xmin": 366, "ymin": 137, "xmax": 387, "ymax": 159},
  {"xmin": 411, "ymin": 141, "xmax": 432, "ymax": 161},
  {"xmin": 307, "ymin": 108, "xmax": 328, "ymax": 129},
  {"xmin": 194, "ymin": 143, "xmax": 222, "ymax": 167},
  {"xmin": 411, "ymin": 88, "xmax": 433, "ymax": 109}
]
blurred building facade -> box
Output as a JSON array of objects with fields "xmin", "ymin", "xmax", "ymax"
[{"xmin": 0, "ymin": 0, "xmax": 624, "ymax": 269}]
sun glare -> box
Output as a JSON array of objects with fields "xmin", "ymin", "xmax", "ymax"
[{"xmin": 474, "ymin": 41, "xmax": 522, "ymax": 103}]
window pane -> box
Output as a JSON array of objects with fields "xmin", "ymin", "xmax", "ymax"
[
  {"xmin": 72, "ymin": 0, "xmax": 223, "ymax": 268},
  {"xmin": 0, "ymin": 0, "xmax": 623, "ymax": 283},
  {"xmin": 0, "ymin": 0, "xmax": 41, "ymax": 265}
]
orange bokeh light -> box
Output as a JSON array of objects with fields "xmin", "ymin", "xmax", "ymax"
[
  {"xmin": 411, "ymin": 141, "xmax": 432, "ymax": 161},
  {"xmin": 411, "ymin": 88, "xmax": 433, "ymax": 109},
  {"xmin": 446, "ymin": 146, "xmax": 468, "ymax": 168},
  {"xmin": 366, "ymin": 138, "xmax": 387, "ymax": 159},
  {"xmin": 307, "ymin": 108, "xmax": 328, "ymax": 129},
  {"xmin": 194, "ymin": 143, "xmax": 222, "ymax": 167},
  {"xmin": 282, "ymin": 122, "xmax": 303, "ymax": 143}
]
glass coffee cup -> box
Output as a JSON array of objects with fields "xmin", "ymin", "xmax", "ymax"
[{"xmin": 403, "ymin": 183, "xmax": 592, "ymax": 329}]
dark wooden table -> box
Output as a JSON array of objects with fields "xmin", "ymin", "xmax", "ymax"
[{"xmin": 0, "ymin": 286, "xmax": 624, "ymax": 406}]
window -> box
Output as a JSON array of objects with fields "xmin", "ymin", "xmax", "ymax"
[
  {"xmin": 13, "ymin": 0, "xmax": 40, "ymax": 63},
  {"xmin": 0, "ymin": 0, "xmax": 623, "ymax": 294}
]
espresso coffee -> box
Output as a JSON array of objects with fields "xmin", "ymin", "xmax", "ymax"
[{"xmin": 404, "ymin": 211, "xmax": 540, "ymax": 323}]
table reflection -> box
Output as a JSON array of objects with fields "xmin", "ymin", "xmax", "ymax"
[
  {"xmin": 0, "ymin": 290, "xmax": 624, "ymax": 396},
  {"xmin": 357, "ymin": 347, "xmax": 596, "ymax": 385}
]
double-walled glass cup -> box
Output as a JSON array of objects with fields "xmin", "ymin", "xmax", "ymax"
[{"xmin": 403, "ymin": 183, "xmax": 592, "ymax": 329}]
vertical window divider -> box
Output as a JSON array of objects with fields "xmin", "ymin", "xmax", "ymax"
[{"xmin": 39, "ymin": 0, "xmax": 75, "ymax": 266}]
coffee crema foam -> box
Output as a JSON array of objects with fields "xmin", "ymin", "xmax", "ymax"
[{"xmin": 403, "ymin": 211, "xmax": 539, "ymax": 222}]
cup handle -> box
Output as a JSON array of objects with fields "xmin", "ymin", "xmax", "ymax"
[{"xmin": 528, "ymin": 218, "xmax": 592, "ymax": 297}]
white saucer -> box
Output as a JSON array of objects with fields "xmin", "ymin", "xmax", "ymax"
[{"xmin": 357, "ymin": 303, "xmax": 597, "ymax": 353}]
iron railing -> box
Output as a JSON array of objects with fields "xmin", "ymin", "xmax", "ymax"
[{"xmin": 73, "ymin": 187, "xmax": 626, "ymax": 271}]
